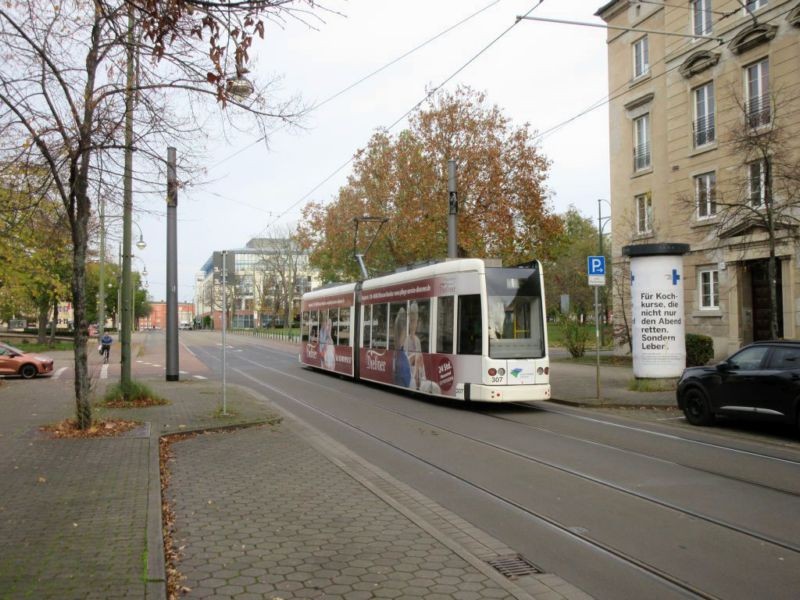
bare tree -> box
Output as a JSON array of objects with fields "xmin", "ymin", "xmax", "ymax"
[
  {"xmin": 252, "ymin": 228, "xmax": 306, "ymax": 327},
  {"xmin": 0, "ymin": 0, "xmax": 324, "ymax": 427},
  {"xmin": 715, "ymin": 90, "xmax": 800, "ymax": 340}
]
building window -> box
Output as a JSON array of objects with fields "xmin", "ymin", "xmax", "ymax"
[
  {"xmin": 636, "ymin": 193, "xmax": 652, "ymax": 234},
  {"xmin": 692, "ymin": 0, "xmax": 712, "ymax": 36},
  {"xmin": 699, "ymin": 269, "xmax": 719, "ymax": 309},
  {"xmin": 745, "ymin": 59, "xmax": 770, "ymax": 128},
  {"xmin": 745, "ymin": 0, "xmax": 767, "ymax": 11},
  {"xmin": 633, "ymin": 36, "xmax": 649, "ymax": 79},
  {"xmin": 693, "ymin": 82, "xmax": 715, "ymax": 147},
  {"xmin": 633, "ymin": 114, "xmax": 651, "ymax": 171},
  {"xmin": 748, "ymin": 159, "xmax": 770, "ymax": 206},
  {"xmin": 695, "ymin": 172, "xmax": 716, "ymax": 218}
]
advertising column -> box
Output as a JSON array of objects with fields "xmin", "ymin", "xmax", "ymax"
[{"xmin": 622, "ymin": 243, "xmax": 690, "ymax": 378}]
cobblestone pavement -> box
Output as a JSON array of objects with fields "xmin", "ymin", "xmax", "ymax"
[
  {"xmin": 169, "ymin": 426, "xmax": 528, "ymax": 600},
  {"xmin": 0, "ymin": 378, "xmax": 151, "ymax": 600}
]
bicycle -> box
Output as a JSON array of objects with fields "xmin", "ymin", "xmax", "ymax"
[{"xmin": 101, "ymin": 345, "xmax": 110, "ymax": 364}]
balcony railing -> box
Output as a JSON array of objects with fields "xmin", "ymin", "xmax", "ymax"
[
  {"xmin": 633, "ymin": 143, "xmax": 651, "ymax": 171},
  {"xmin": 746, "ymin": 94, "xmax": 771, "ymax": 129},
  {"xmin": 693, "ymin": 115, "xmax": 715, "ymax": 147}
]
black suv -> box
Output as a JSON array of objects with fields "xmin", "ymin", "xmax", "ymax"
[{"xmin": 677, "ymin": 340, "xmax": 800, "ymax": 430}]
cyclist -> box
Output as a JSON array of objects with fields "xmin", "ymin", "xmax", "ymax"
[{"xmin": 100, "ymin": 333, "xmax": 113, "ymax": 364}]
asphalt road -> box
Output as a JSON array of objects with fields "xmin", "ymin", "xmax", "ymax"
[{"xmin": 185, "ymin": 332, "xmax": 800, "ymax": 599}]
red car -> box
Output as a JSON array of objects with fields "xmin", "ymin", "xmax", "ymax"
[{"xmin": 0, "ymin": 342, "xmax": 55, "ymax": 379}]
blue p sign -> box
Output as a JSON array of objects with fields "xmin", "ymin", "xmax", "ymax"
[{"xmin": 588, "ymin": 256, "xmax": 605, "ymax": 276}]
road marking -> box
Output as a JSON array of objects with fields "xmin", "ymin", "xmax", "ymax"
[
  {"xmin": 100, "ymin": 364, "xmax": 109, "ymax": 380},
  {"xmin": 53, "ymin": 367, "xmax": 68, "ymax": 380},
  {"xmin": 193, "ymin": 375, "xmax": 207, "ymax": 380}
]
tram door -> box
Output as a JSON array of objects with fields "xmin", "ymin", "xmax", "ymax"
[{"xmin": 457, "ymin": 295, "xmax": 482, "ymax": 355}]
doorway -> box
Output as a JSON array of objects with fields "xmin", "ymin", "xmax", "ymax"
[{"xmin": 749, "ymin": 259, "xmax": 782, "ymax": 341}]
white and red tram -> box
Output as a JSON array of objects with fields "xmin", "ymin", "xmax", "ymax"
[{"xmin": 299, "ymin": 258, "xmax": 550, "ymax": 402}]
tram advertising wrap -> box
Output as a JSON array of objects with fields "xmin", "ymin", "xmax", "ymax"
[{"xmin": 299, "ymin": 259, "xmax": 551, "ymax": 403}]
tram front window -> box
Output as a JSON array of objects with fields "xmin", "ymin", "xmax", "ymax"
[{"xmin": 486, "ymin": 268, "xmax": 545, "ymax": 359}]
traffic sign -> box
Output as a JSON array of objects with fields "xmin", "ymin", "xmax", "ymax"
[{"xmin": 588, "ymin": 255, "xmax": 606, "ymax": 286}]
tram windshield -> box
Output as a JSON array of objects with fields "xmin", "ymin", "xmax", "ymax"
[{"xmin": 486, "ymin": 268, "xmax": 546, "ymax": 359}]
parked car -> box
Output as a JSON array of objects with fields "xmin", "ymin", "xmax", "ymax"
[
  {"xmin": 0, "ymin": 342, "xmax": 54, "ymax": 379},
  {"xmin": 677, "ymin": 340, "xmax": 800, "ymax": 430}
]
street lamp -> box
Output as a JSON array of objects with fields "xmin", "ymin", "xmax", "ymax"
[{"xmin": 99, "ymin": 217, "xmax": 146, "ymax": 337}]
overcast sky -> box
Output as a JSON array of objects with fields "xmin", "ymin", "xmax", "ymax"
[{"xmin": 134, "ymin": 0, "xmax": 611, "ymax": 303}]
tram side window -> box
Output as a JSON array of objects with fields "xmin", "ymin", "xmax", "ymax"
[
  {"xmin": 389, "ymin": 302, "xmax": 407, "ymax": 350},
  {"xmin": 457, "ymin": 295, "xmax": 482, "ymax": 355},
  {"xmin": 362, "ymin": 305, "xmax": 372, "ymax": 348},
  {"xmin": 372, "ymin": 304, "xmax": 388, "ymax": 349},
  {"xmin": 301, "ymin": 311, "xmax": 310, "ymax": 342},
  {"xmin": 338, "ymin": 307, "xmax": 351, "ymax": 346},
  {"xmin": 409, "ymin": 299, "xmax": 429, "ymax": 354},
  {"xmin": 436, "ymin": 296, "xmax": 454, "ymax": 354}
]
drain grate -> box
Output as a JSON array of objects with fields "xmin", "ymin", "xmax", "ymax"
[{"xmin": 486, "ymin": 554, "xmax": 541, "ymax": 579}]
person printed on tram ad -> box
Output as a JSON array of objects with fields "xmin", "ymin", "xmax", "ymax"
[
  {"xmin": 392, "ymin": 307, "xmax": 411, "ymax": 387},
  {"xmin": 406, "ymin": 301, "xmax": 426, "ymax": 390},
  {"xmin": 318, "ymin": 317, "xmax": 334, "ymax": 370},
  {"xmin": 323, "ymin": 318, "xmax": 336, "ymax": 370}
]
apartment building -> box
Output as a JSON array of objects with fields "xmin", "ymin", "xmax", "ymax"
[
  {"xmin": 194, "ymin": 237, "xmax": 315, "ymax": 329},
  {"xmin": 597, "ymin": 0, "xmax": 800, "ymax": 356}
]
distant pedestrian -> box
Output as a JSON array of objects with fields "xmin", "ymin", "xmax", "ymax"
[{"xmin": 100, "ymin": 333, "xmax": 113, "ymax": 364}]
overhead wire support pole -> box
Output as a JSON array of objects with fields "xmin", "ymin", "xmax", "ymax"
[
  {"xmin": 448, "ymin": 159, "xmax": 458, "ymax": 259},
  {"xmin": 515, "ymin": 15, "xmax": 725, "ymax": 43},
  {"xmin": 166, "ymin": 146, "xmax": 179, "ymax": 381},
  {"xmin": 120, "ymin": 2, "xmax": 135, "ymax": 396}
]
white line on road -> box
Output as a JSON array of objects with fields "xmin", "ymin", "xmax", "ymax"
[
  {"xmin": 53, "ymin": 367, "xmax": 68, "ymax": 380},
  {"xmin": 193, "ymin": 375, "xmax": 207, "ymax": 380},
  {"xmin": 100, "ymin": 364, "xmax": 109, "ymax": 380}
]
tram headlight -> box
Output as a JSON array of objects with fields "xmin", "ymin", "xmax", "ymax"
[
  {"xmin": 498, "ymin": 368, "xmax": 505, "ymax": 376},
  {"xmin": 488, "ymin": 368, "xmax": 497, "ymax": 376},
  {"xmin": 537, "ymin": 367, "xmax": 544, "ymax": 375}
]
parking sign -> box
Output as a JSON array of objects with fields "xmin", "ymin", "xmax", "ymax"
[{"xmin": 588, "ymin": 255, "xmax": 605, "ymax": 286}]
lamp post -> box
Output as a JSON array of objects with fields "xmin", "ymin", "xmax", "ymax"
[{"xmin": 98, "ymin": 217, "xmax": 145, "ymax": 337}]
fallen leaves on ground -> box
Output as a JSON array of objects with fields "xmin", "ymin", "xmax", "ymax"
[{"xmin": 40, "ymin": 419, "xmax": 141, "ymax": 438}]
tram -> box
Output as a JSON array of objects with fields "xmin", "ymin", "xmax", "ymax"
[{"xmin": 299, "ymin": 258, "xmax": 550, "ymax": 402}]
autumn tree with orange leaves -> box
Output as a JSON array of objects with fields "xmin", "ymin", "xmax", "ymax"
[{"xmin": 298, "ymin": 86, "xmax": 562, "ymax": 282}]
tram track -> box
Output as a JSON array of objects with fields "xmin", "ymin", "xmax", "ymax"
[
  {"xmin": 478, "ymin": 404, "xmax": 800, "ymax": 499},
  {"xmin": 233, "ymin": 340, "xmax": 800, "ymax": 495},
  {"xmin": 192, "ymin": 342, "xmax": 800, "ymax": 598}
]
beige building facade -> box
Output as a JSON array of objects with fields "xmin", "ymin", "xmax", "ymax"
[{"xmin": 597, "ymin": 0, "xmax": 800, "ymax": 357}]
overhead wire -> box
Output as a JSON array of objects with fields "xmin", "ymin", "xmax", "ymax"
[
  {"xmin": 207, "ymin": 0, "xmax": 502, "ymax": 172},
  {"xmin": 266, "ymin": 0, "xmax": 546, "ymax": 225}
]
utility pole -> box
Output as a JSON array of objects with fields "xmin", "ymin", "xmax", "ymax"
[
  {"xmin": 98, "ymin": 195, "xmax": 106, "ymax": 337},
  {"xmin": 166, "ymin": 146, "xmax": 179, "ymax": 381},
  {"xmin": 447, "ymin": 159, "xmax": 458, "ymax": 259},
  {"xmin": 120, "ymin": 2, "xmax": 135, "ymax": 394}
]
